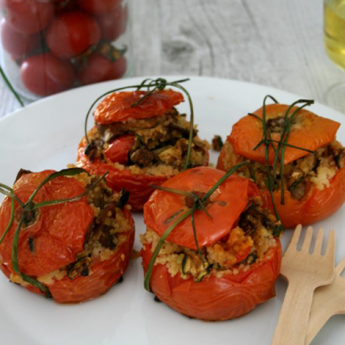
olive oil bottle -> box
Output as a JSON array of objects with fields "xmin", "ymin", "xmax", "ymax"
[{"xmin": 324, "ymin": 0, "xmax": 345, "ymax": 70}]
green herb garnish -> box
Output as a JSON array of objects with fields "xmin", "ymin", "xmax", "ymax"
[
  {"xmin": 249, "ymin": 96, "xmax": 315, "ymax": 235},
  {"xmin": 0, "ymin": 168, "xmax": 108, "ymax": 297},
  {"xmin": 144, "ymin": 161, "xmax": 248, "ymax": 292}
]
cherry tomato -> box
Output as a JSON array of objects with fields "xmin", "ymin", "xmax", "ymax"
[
  {"xmin": 0, "ymin": 17, "xmax": 40, "ymax": 59},
  {"xmin": 4, "ymin": 0, "xmax": 54, "ymax": 34},
  {"xmin": 94, "ymin": 89, "xmax": 184, "ymax": 124},
  {"xmin": 76, "ymin": 53, "xmax": 126, "ymax": 85},
  {"xmin": 107, "ymin": 56, "xmax": 127, "ymax": 80},
  {"xmin": 46, "ymin": 11, "xmax": 100, "ymax": 59},
  {"xmin": 77, "ymin": 0, "xmax": 122, "ymax": 15},
  {"xmin": 95, "ymin": 4, "xmax": 126, "ymax": 41},
  {"xmin": 54, "ymin": 0, "xmax": 78, "ymax": 14},
  {"xmin": 20, "ymin": 53, "xmax": 75, "ymax": 96},
  {"xmin": 104, "ymin": 134, "xmax": 135, "ymax": 164}
]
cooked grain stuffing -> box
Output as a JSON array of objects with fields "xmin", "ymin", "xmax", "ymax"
[
  {"xmin": 38, "ymin": 173, "xmax": 131, "ymax": 285},
  {"xmin": 85, "ymin": 108, "xmax": 209, "ymax": 174},
  {"xmin": 141, "ymin": 198, "xmax": 279, "ymax": 281},
  {"xmin": 220, "ymin": 140, "xmax": 345, "ymax": 201}
]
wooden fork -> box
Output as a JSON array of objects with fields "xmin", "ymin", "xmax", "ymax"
[
  {"xmin": 306, "ymin": 255, "xmax": 345, "ymax": 344},
  {"xmin": 271, "ymin": 225, "xmax": 335, "ymax": 345}
]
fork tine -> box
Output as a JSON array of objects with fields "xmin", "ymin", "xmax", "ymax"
[
  {"xmin": 325, "ymin": 230, "xmax": 335, "ymax": 259},
  {"xmin": 313, "ymin": 228, "xmax": 324, "ymax": 254},
  {"xmin": 335, "ymin": 255, "xmax": 345, "ymax": 275},
  {"xmin": 301, "ymin": 226, "xmax": 313, "ymax": 252},
  {"xmin": 287, "ymin": 224, "xmax": 302, "ymax": 251}
]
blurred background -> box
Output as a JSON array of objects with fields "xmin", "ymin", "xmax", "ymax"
[{"xmin": 0, "ymin": 0, "xmax": 343, "ymax": 117}]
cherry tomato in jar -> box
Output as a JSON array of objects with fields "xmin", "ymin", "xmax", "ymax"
[
  {"xmin": 53, "ymin": 0, "xmax": 78, "ymax": 14},
  {"xmin": 77, "ymin": 0, "xmax": 122, "ymax": 15},
  {"xmin": 46, "ymin": 11, "xmax": 100, "ymax": 59},
  {"xmin": 3, "ymin": 0, "xmax": 54, "ymax": 34},
  {"xmin": 107, "ymin": 56, "xmax": 127, "ymax": 79},
  {"xmin": 0, "ymin": 17, "xmax": 40, "ymax": 59},
  {"xmin": 20, "ymin": 52, "xmax": 75, "ymax": 96},
  {"xmin": 95, "ymin": 5, "xmax": 126, "ymax": 41},
  {"xmin": 77, "ymin": 53, "xmax": 127, "ymax": 85}
]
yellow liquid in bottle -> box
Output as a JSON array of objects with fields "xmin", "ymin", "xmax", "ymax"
[{"xmin": 324, "ymin": 0, "xmax": 345, "ymax": 70}]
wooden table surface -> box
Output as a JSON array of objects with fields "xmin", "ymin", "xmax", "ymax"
[{"xmin": 0, "ymin": 0, "xmax": 343, "ymax": 117}]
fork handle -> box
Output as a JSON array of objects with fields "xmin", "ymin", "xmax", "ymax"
[
  {"xmin": 271, "ymin": 279, "xmax": 315, "ymax": 345},
  {"xmin": 306, "ymin": 310, "xmax": 333, "ymax": 344}
]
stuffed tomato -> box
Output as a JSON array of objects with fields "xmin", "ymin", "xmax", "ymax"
[
  {"xmin": 217, "ymin": 102, "xmax": 345, "ymax": 228},
  {"xmin": 0, "ymin": 168, "xmax": 134, "ymax": 303},
  {"xmin": 77, "ymin": 87, "xmax": 209, "ymax": 211},
  {"xmin": 141, "ymin": 166, "xmax": 282, "ymax": 321}
]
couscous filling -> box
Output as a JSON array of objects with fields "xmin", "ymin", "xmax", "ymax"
[
  {"xmin": 221, "ymin": 140, "xmax": 345, "ymax": 200},
  {"xmin": 86, "ymin": 109, "xmax": 209, "ymax": 174},
  {"xmin": 141, "ymin": 197, "xmax": 278, "ymax": 281}
]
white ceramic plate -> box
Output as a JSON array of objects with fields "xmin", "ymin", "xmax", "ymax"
[{"xmin": 0, "ymin": 76, "xmax": 344, "ymax": 345}]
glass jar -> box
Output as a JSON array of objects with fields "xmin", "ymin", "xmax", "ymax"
[{"xmin": 0, "ymin": 0, "xmax": 132, "ymax": 100}]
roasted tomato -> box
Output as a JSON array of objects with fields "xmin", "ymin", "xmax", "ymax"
[
  {"xmin": 77, "ymin": 87, "xmax": 209, "ymax": 211},
  {"xmin": 0, "ymin": 169, "xmax": 134, "ymax": 303},
  {"xmin": 141, "ymin": 167, "xmax": 282, "ymax": 321},
  {"xmin": 94, "ymin": 89, "xmax": 184, "ymax": 124},
  {"xmin": 217, "ymin": 103, "xmax": 345, "ymax": 228}
]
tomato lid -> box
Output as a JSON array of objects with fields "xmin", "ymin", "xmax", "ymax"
[
  {"xmin": 229, "ymin": 104, "xmax": 340, "ymax": 165},
  {"xmin": 0, "ymin": 170, "xmax": 94, "ymax": 277},
  {"xmin": 144, "ymin": 167, "xmax": 259, "ymax": 250},
  {"xmin": 94, "ymin": 89, "xmax": 184, "ymax": 124}
]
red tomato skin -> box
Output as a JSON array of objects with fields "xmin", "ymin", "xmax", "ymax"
[
  {"xmin": 0, "ymin": 17, "xmax": 40, "ymax": 59},
  {"xmin": 144, "ymin": 167, "xmax": 260, "ymax": 249},
  {"xmin": 141, "ymin": 240, "xmax": 282, "ymax": 321},
  {"xmin": 20, "ymin": 53, "xmax": 75, "ymax": 96},
  {"xmin": 77, "ymin": 133, "xmax": 210, "ymax": 211},
  {"xmin": 104, "ymin": 135, "xmax": 135, "ymax": 164},
  {"xmin": 77, "ymin": 134, "xmax": 169, "ymax": 211},
  {"xmin": 76, "ymin": 53, "xmax": 126, "ymax": 86},
  {"xmin": 107, "ymin": 56, "xmax": 127, "ymax": 80},
  {"xmin": 261, "ymin": 160, "xmax": 345, "ymax": 228},
  {"xmin": 47, "ymin": 208, "xmax": 134, "ymax": 303},
  {"xmin": 94, "ymin": 90, "xmax": 184, "ymax": 125},
  {"xmin": 46, "ymin": 11, "xmax": 100, "ymax": 59},
  {"xmin": 77, "ymin": 0, "xmax": 122, "ymax": 15},
  {"xmin": 0, "ymin": 171, "xmax": 135, "ymax": 303},
  {"xmin": 95, "ymin": 5, "xmax": 125, "ymax": 41},
  {"xmin": 217, "ymin": 144, "xmax": 345, "ymax": 229},
  {"xmin": 4, "ymin": 0, "xmax": 54, "ymax": 34},
  {"xmin": 76, "ymin": 53, "xmax": 112, "ymax": 85},
  {"xmin": 0, "ymin": 170, "xmax": 94, "ymax": 277}
]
